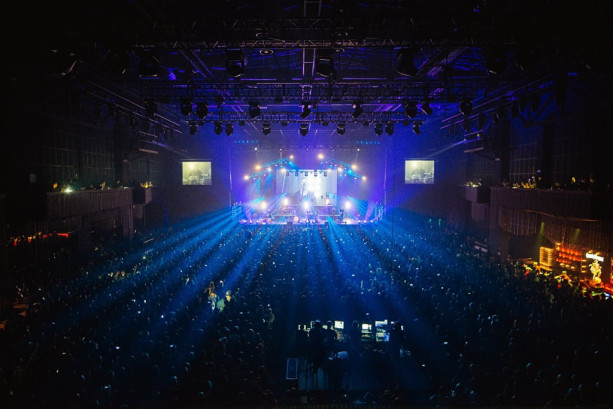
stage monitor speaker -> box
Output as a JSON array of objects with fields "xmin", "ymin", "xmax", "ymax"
[{"xmin": 287, "ymin": 221, "xmax": 293, "ymax": 225}]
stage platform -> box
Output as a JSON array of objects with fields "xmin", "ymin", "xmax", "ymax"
[{"xmin": 237, "ymin": 217, "xmax": 379, "ymax": 226}]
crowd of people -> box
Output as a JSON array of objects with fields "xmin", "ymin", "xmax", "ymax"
[{"xmin": 1, "ymin": 209, "xmax": 612, "ymax": 408}]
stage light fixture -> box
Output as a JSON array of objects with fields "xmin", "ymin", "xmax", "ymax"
[
  {"xmin": 485, "ymin": 46, "xmax": 506, "ymax": 75},
  {"xmin": 226, "ymin": 49, "xmax": 245, "ymax": 77},
  {"xmin": 352, "ymin": 101, "xmax": 363, "ymax": 118},
  {"xmin": 300, "ymin": 123, "xmax": 308, "ymax": 136},
  {"xmin": 214, "ymin": 121, "xmax": 223, "ymax": 135},
  {"xmin": 515, "ymin": 44, "xmax": 539, "ymax": 71},
  {"xmin": 300, "ymin": 103, "xmax": 312, "ymax": 119},
  {"xmin": 249, "ymin": 102, "xmax": 261, "ymax": 119},
  {"xmin": 412, "ymin": 123, "xmax": 421, "ymax": 135},
  {"xmin": 107, "ymin": 49, "xmax": 130, "ymax": 75},
  {"xmin": 478, "ymin": 113, "xmax": 486, "ymax": 130},
  {"xmin": 374, "ymin": 123, "xmax": 383, "ymax": 136},
  {"xmin": 337, "ymin": 123, "xmax": 346, "ymax": 135},
  {"xmin": 196, "ymin": 102, "xmax": 208, "ymax": 119},
  {"xmin": 511, "ymin": 103, "xmax": 519, "ymax": 118},
  {"xmin": 315, "ymin": 49, "xmax": 335, "ymax": 76},
  {"xmin": 138, "ymin": 50, "xmax": 159, "ymax": 78},
  {"xmin": 144, "ymin": 98, "xmax": 157, "ymax": 118},
  {"xmin": 225, "ymin": 123, "xmax": 233, "ymax": 136},
  {"xmin": 262, "ymin": 123, "xmax": 271, "ymax": 135},
  {"xmin": 532, "ymin": 95, "xmax": 540, "ymax": 112},
  {"xmin": 493, "ymin": 110, "xmax": 501, "ymax": 123},
  {"xmin": 385, "ymin": 122, "xmax": 394, "ymax": 135},
  {"xmin": 281, "ymin": 121, "xmax": 288, "ymax": 126},
  {"xmin": 460, "ymin": 99, "xmax": 473, "ymax": 116},
  {"xmin": 404, "ymin": 101, "xmax": 418, "ymax": 118},
  {"xmin": 440, "ymin": 65, "xmax": 453, "ymax": 81},
  {"xmin": 396, "ymin": 48, "xmax": 417, "ymax": 76},
  {"xmin": 189, "ymin": 121, "xmax": 198, "ymax": 135},
  {"xmin": 315, "ymin": 57, "xmax": 334, "ymax": 76},
  {"xmin": 420, "ymin": 100, "xmax": 433, "ymax": 115},
  {"xmin": 180, "ymin": 98, "xmax": 193, "ymax": 116}
]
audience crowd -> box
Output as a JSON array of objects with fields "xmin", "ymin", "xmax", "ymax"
[{"xmin": 1, "ymin": 210, "xmax": 612, "ymax": 408}]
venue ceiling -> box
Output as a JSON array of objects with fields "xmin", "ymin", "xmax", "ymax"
[{"xmin": 4, "ymin": 0, "xmax": 609, "ymax": 151}]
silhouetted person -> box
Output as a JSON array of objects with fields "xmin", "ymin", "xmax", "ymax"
[{"xmin": 308, "ymin": 320, "xmax": 326, "ymax": 376}]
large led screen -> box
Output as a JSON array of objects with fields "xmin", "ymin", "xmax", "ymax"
[
  {"xmin": 182, "ymin": 161, "xmax": 212, "ymax": 185},
  {"xmin": 405, "ymin": 160, "xmax": 434, "ymax": 184},
  {"xmin": 276, "ymin": 169, "xmax": 337, "ymax": 206}
]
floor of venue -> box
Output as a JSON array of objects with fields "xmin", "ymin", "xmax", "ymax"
[{"xmin": 1, "ymin": 210, "xmax": 612, "ymax": 408}]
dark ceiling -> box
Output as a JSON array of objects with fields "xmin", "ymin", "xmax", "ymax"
[{"xmin": 3, "ymin": 0, "xmax": 611, "ymax": 148}]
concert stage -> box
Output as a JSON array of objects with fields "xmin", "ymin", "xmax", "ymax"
[
  {"xmin": 233, "ymin": 202, "xmax": 384, "ymax": 227},
  {"xmin": 237, "ymin": 216, "xmax": 378, "ymax": 226}
]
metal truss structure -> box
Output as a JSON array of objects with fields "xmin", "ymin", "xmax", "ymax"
[{"xmin": 140, "ymin": 80, "xmax": 484, "ymax": 104}]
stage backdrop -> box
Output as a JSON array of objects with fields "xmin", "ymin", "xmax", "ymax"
[{"xmin": 276, "ymin": 169, "xmax": 338, "ymax": 206}]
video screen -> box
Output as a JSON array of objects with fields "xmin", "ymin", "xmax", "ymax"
[
  {"xmin": 375, "ymin": 320, "xmax": 388, "ymax": 328},
  {"xmin": 182, "ymin": 161, "xmax": 212, "ymax": 185},
  {"xmin": 376, "ymin": 332, "xmax": 390, "ymax": 342},
  {"xmin": 334, "ymin": 320, "xmax": 344, "ymax": 330},
  {"xmin": 405, "ymin": 160, "xmax": 434, "ymax": 184},
  {"xmin": 276, "ymin": 169, "xmax": 337, "ymax": 206}
]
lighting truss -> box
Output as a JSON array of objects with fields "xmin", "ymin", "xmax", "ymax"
[
  {"xmin": 128, "ymin": 17, "xmax": 506, "ymax": 50},
  {"xmin": 185, "ymin": 111, "xmax": 422, "ymax": 124},
  {"xmin": 320, "ymin": 159, "xmax": 363, "ymax": 179},
  {"xmin": 140, "ymin": 80, "xmax": 480, "ymax": 104},
  {"xmin": 247, "ymin": 157, "xmax": 299, "ymax": 179},
  {"xmin": 85, "ymin": 80, "xmax": 182, "ymax": 135},
  {"xmin": 440, "ymin": 76, "xmax": 556, "ymax": 130}
]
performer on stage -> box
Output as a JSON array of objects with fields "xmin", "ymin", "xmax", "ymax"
[{"xmin": 590, "ymin": 259, "xmax": 602, "ymax": 284}]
